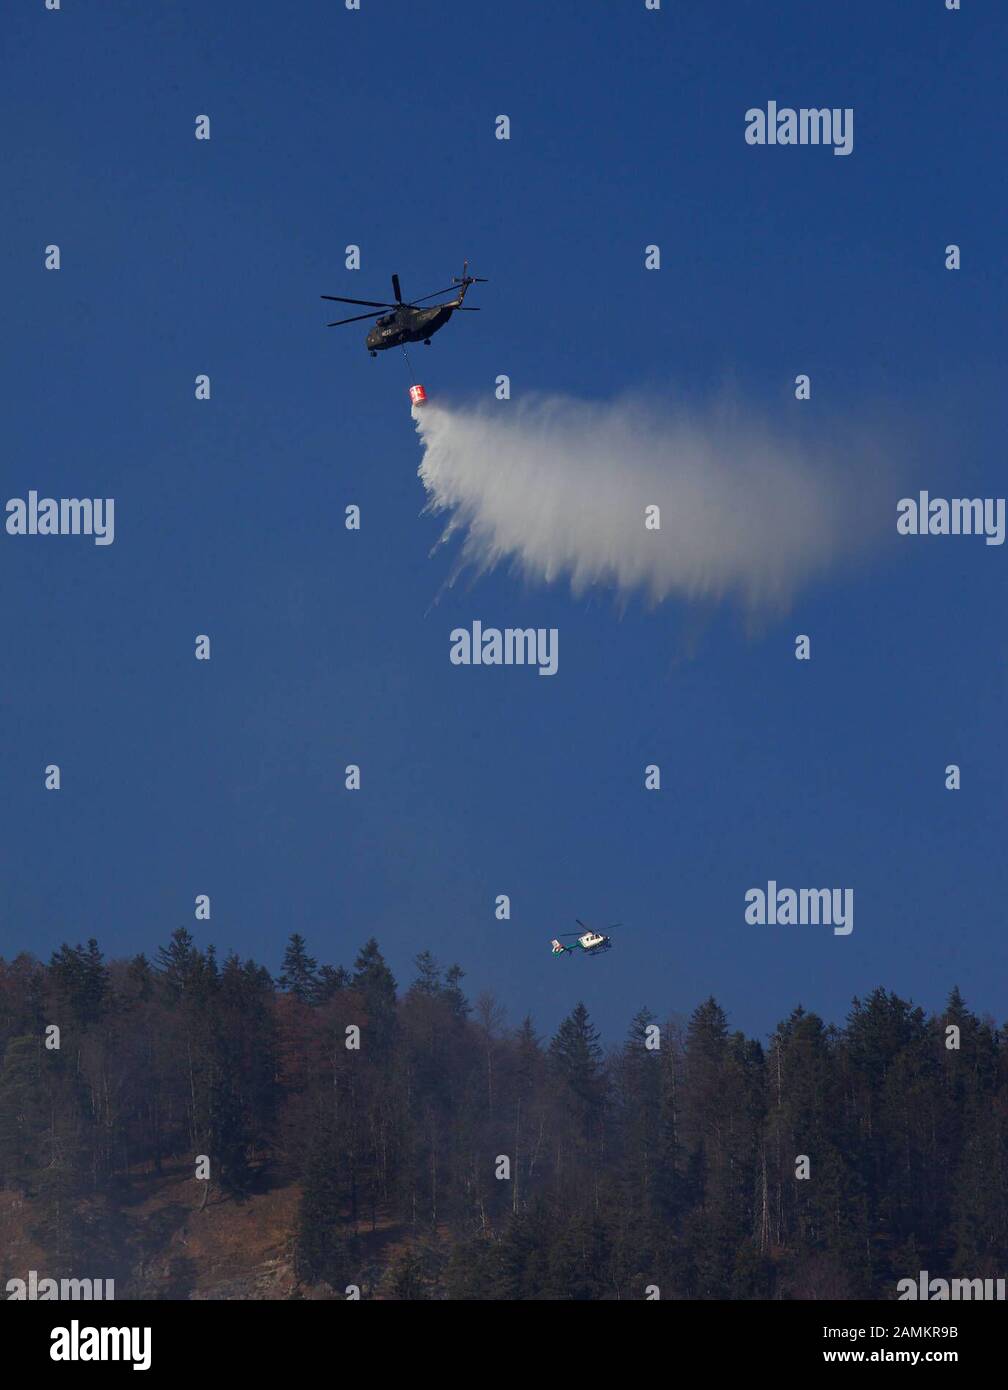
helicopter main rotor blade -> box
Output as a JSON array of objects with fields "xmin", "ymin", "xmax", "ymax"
[
  {"xmin": 392, "ymin": 274, "xmax": 403, "ymax": 304},
  {"xmin": 321, "ymin": 295, "xmax": 397, "ymax": 308},
  {"xmin": 326, "ymin": 310, "xmax": 385, "ymax": 327},
  {"xmin": 411, "ymin": 285, "xmax": 463, "ymax": 304}
]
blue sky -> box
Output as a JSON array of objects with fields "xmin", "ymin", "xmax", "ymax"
[{"xmin": 2, "ymin": 0, "xmax": 1006, "ymax": 1043}]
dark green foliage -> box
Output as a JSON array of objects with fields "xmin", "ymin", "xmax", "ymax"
[
  {"xmin": 549, "ymin": 1000, "xmax": 605, "ymax": 1146},
  {"xmin": 296, "ymin": 1117, "xmax": 352, "ymax": 1286},
  {"xmin": 352, "ymin": 939, "xmax": 397, "ymax": 1004},
  {"xmin": 49, "ymin": 939, "xmax": 108, "ymax": 1027},
  {"xmin": 278, "ymin": 934, "xmax": 319, "ymax": 1003},
  {"xmin": 315, "ymin": 963, "xmax": 351, "ymax": 1001}
]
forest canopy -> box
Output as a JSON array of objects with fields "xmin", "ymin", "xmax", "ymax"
[{"xmin": 0, "ymin": 930, "xmax": 1005, "ymax": 1300}]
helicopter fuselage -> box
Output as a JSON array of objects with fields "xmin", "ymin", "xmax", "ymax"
[
  {"xmin": 324, "ymin": 264, "xmax": 484, "ymax": 350},
  {"xmin": 367, "ymin": 304, "xmax": 455, "ymax": 353},
  {"xmin": 551, "ymin": 932, "xmax": 612, "ymax": 956}
]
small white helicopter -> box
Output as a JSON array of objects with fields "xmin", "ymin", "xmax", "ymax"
[{"xmin": 550, "ymin": 919, "xmax": 620, "ymax": 958}]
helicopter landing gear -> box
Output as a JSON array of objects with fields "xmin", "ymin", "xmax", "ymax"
[
  {"xmin": 424, "ymin": 338, "xmax": 431, "ymax": 345},
  {"xmin": 369, "ymin": 350, "xmax": 377, "ymax": 358}
]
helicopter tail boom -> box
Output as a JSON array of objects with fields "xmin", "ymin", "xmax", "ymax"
[{"xmin": 451, "ymin": 258, "xmax": 488, "ymax": 306}]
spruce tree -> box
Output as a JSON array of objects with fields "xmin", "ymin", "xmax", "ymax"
[{"xmin": 278, "ymin": 933, "xmax": 319, "ymax": 1003}]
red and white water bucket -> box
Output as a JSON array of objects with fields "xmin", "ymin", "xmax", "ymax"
[{"xmin": 409, "ymin": 383, "xmax": 427, "ymax": 406}]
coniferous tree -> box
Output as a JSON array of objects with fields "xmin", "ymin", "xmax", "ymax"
[
  {"xmin": 550, "ymin": 1002, "xmax": 605, "ymax": 1131},
  {"xmin": 352, "ymin": 939, "xmax": 397, "ymax": 1017},
  {"xmin": 296, "ymin": 1116, "xmax": 352, "ymax": 1287},
  {"xmin": 278, "ymin": 934, "xmax": 318, "ymax": 1003},
  {"xmin": 316, "ymin": 963, "xmax": 351, "ymax": 1001}
]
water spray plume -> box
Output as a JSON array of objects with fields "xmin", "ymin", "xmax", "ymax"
[{"xmin": 413, "ymin": 392, "xmax": 888, "ymax": 611}]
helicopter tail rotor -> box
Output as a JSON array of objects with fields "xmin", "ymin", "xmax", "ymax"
[{"xmin": 451, "ymin": 259, "xmax": 489, "ymax": 305}]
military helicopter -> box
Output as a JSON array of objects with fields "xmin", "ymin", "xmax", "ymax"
[
  {"xmin": 322, "ymin": 261, "xmax": 487, "ymax": 356},
  {"xmin": 550, "ymin": 920, "xmax": 620, "ymax": 958}
]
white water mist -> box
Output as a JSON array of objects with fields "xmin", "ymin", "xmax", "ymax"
[{"xmin": 414, "ymin": 392, "xmax": 886, "ymax": 610}]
